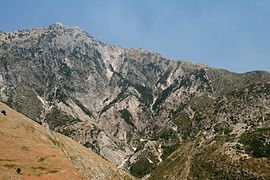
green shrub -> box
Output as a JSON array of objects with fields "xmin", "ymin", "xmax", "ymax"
[
  {"xmin": 240, "ymin": 128, "xmax": 270, "ymax": 158},
  {"xmin": 130, "ymin": 157, "xmax": 156, "ymax": 178}
]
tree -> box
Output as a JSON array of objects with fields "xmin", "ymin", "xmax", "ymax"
[
  {"xmin": 16, "ymin": 168, "xmax": 21, "ymax": 174},
  {"xmin": 1, "ymin": 110, "xmax": 6, "ymax": 116}
]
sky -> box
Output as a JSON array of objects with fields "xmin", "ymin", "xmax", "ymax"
[{"xmin": 0, "ymin": 0, "xmax": 269, "ymax": 73}]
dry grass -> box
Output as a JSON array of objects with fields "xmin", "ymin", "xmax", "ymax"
[
  {"xmin": 0, "ymin": 102, "xmax": 132, "ymax": 180},
  {"xmin": 0, "ymin": 103, "xmax": 84, "ymax": 179}
]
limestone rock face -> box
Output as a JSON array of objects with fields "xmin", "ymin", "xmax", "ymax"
[{"xmin": 0, "ymin": 24, "xmax": 269, "ymax": 178}]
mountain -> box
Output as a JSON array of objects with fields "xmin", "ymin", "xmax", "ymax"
[
  {"xmin": 0, "ymin": 102, "xmax": 131, "ymax": 179},
  {"xmin": 0, "ymin": 23, "xmax": 269, "ymax": 179}
]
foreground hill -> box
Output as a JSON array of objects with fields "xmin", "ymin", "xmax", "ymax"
[{"xmin": 0, "ymin": 102, "xmax": 131, "ymax": 179}]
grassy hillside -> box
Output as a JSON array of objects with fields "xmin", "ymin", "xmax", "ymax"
[{"xmin": 0, "ymin": 102, "xmax": 131, "ymax": 180}]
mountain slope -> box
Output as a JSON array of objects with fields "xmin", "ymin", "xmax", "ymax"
[
  {"xmin": 150, "ymin": 82, "xmax": 270, "ymax": 179},
  {"xmin": 0, "ymin": 23, "xmax": 270, "ymax": 178},
  {"xmin": 0, "ymin": 102, "xmax": 131, "ymax": 179}
]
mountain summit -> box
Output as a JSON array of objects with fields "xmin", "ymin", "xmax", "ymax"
[{"xmin": 0, "ymin": 24, "xmax": 269, "ymax": 179}]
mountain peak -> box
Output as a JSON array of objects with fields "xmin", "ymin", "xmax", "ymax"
[
  {"xmin": 48, "ymin": 22, "xmax": 83, "ymax": 31},
  {"xmin": 52, "ymin": 22, "xmax": 64, "ymax": 27},
  {"xmin": 48, "ymin": 22, "xmax": 65, "ymax": 30}
]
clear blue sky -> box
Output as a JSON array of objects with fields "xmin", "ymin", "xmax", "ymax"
[{"xmin": 0, "ymin": 0, "xmax": 269, "ymax": 73}]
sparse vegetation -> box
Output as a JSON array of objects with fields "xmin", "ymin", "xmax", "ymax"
[
  {"xmin": 213, "ymin": 122, "xmax": 233, "ymax": 135},
  {"xmin": 161, "ymin": 143, "xmax": 180, "ymax": 160},
  {"xmin": 48, "ymin": 169, "xmax": 58, "ymax": 173},
  {"xmin": 172, "ymin": 111, "xmax": 190, "ymax": 130},
  {"xmin": 20, "ymin": 145, "xmax": 30, "ymax": 152},
  {"xmin": 31, "ymin": 166, "xmax": 47, "ymax": 170},
  {"xmin": 151, "ymin": 128, "xmax": 179, "ymax": 144},
  {"xmin": 45, "ymin": 107, "xmax": 81, "ymax": 131},
  {"xmin": 3, "ymin": 164, "xmax": 16, "ymax": 169},
  {"xmin": 37, "ymin": 156, "xmax": 46, "ymax": 162}
]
